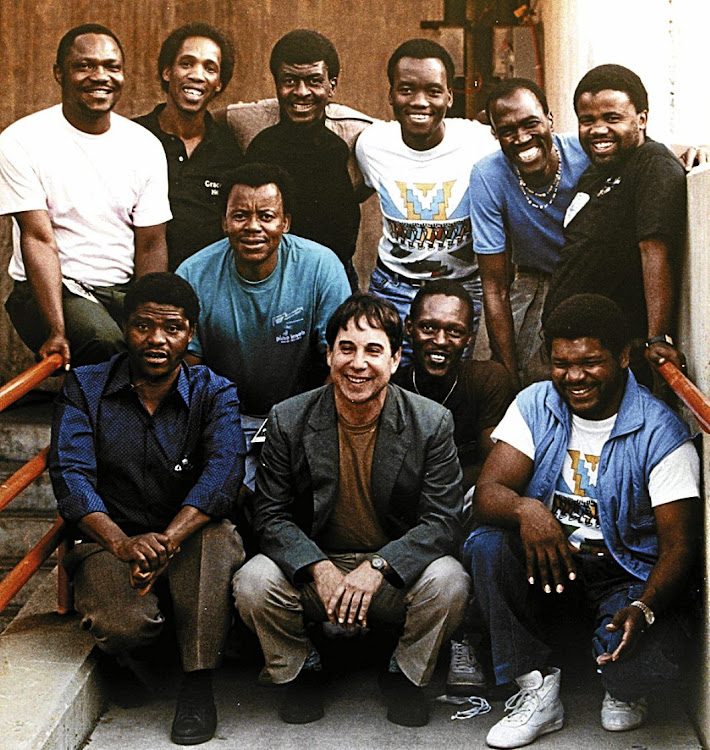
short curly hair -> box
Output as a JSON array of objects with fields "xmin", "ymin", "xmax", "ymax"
[
  {"xmin": 543, "ymin": 294, "xmax": 630, "ymax": 358},
  {"xmin": 123, "ymin": 272, "xmax": 200, "ymax": 326},
  {"xmin": 157, "ymin": 23, "xmax": 235, "ymax": 94},
  {"xmin": 573, "ymin": 64, "xmax": 648, "ymax": 114},
  {"xmin": 269, "ymin": 29, "xmax": 340, "ymax": 80}
]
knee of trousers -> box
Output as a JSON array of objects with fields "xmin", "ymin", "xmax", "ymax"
[
  {"xmin": 415, "ymin": 556, "xmax": 471, "ymax": 615},
  {"xmin": 232, "ymin": 554, "xmax": 295, "ymax": 620},
  {"xmin": 84, "ymin": 604, "xmax": 164, "ymax": 656},
  {"xmin": 464, "ymin": 526, "xmax": 521, "ymax": 578}
]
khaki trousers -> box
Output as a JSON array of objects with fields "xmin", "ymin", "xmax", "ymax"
[
  {"xmin": 233, "ymin": 552, "xmax": 470, "ymax": 686},
  {"xmin": 67, "ymin": 520, "xmax": 244, "ymax": 672}
]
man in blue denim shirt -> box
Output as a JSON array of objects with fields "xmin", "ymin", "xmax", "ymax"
[
  {"xmin": 50, "ymin": 273, "xmax": 246, "ymax": 746},
  {"xmin": 464, "ymin": 294, "xmax": 700, "ymax": 749}
]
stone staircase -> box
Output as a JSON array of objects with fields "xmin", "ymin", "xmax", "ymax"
[{"xmin": 0, "ymin": 394, "xmax": 57, "ymax": 631}]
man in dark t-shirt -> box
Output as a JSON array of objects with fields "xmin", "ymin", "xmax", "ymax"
[
  {"xmin": 244, "ymin": 30, "xmax": 361, "ymax": 289},
  {"xmin": 543, "ymin": 64, "xmax": 686, "ymax": 378},
  {"xmin": 134, "ymin": 23, "xmax": 242, "ymax": 270},
  {"xmin": 394, "ymin": 280, "xmax": 514, "ymax": 493}
]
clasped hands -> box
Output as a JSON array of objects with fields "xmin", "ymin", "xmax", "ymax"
[
  {"xmin": 112, "ymin": 532, "xmax": 180, "ymax": 595},
  {"xmin": 311, "ymin": 559, "xmax": 384, "ymax": 630}
]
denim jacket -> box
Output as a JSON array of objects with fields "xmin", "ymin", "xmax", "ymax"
[{"xmin": 517, "ymin": 371, "xmax": 694, "ymax": 580}]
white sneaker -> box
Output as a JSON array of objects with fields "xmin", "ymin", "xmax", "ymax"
[
  {"xmin": 447, "ymin": 640, "xmax": 487, "ymax": 694},
  {"xmin": 601, "ymin": 691, "xmax": 647, "ymax": 731},
  {"xmin": 486, "ymin": 668, "xmax": 564, "ymax": 749}
]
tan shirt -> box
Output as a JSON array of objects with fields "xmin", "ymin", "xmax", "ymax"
[{"xmin": 316, "ymin": 413, "xmax": 389, "ymax": 552}]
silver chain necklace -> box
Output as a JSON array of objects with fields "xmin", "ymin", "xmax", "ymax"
[{"xmin": 412, "ymin": 370, "xmax": 458, "ymax": 406}]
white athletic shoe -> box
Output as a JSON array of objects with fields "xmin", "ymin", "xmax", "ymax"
[
  {"xmin": 486, "ymin": 668, "xmax": 564, "ymax": 749},
  {"xmin": 601, "ymin": 691, "xmax": 647, "ymax": 731}
]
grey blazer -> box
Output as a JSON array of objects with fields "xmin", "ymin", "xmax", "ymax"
[{"xmin": 252, "ymin": 383, "xmax": 463, "ymax": 588}]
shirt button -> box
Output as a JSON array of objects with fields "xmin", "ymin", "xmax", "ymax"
[{"xmin": 178, "ymin": 156, "xmax": 184, "ymax": 162}]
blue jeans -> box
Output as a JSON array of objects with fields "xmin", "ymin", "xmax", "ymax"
[
  {"xmin": 463, "ymin": 526, "xmax": 693, "ymax": 702},
  {"xmin": 369, "ymin": 264, "xmax": 482, "ymax": 366}
]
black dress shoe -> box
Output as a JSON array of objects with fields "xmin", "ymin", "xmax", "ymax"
[
  {"xmin": 378, "ymin": 671, "xmax": 430, "ymax": 727},
  {"xmin": 171, "ymin": 672, "xmax": 217, "ymax": 745},
  {"xmin": 278, "ymin": 669, "xmax": 325, "ymax": 724}
]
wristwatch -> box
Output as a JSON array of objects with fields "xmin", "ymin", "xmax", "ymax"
[
  {"xmin": 370, "ymin": 555, "xmax": 389, "ymax": 577},
  {"xmin": 630, "ymin": 600, "xmax": 655, "ymax": 627},
  {"xmin": 645, "ymin": 334, "xmax": 674, "ymax": 348}
]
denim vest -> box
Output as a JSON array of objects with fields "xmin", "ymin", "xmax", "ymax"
[{"xmin": 517, "ymin": 372, "xmax": 693, "ymax": 580}]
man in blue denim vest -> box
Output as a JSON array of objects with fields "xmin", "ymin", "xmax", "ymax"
[{"xmin": 464, "ymin": 293, "xmax": 700, "ymax": 748}]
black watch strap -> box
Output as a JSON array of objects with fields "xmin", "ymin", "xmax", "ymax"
[{"xmin": 646, "ymin": 334, "xmax": 674, "ymax": 348}]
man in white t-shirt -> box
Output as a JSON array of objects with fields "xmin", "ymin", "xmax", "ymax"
[
  {"xmin": 0, "ymin": 24, "xmax": 171, "ymax": 368},
  {"xmin": 356, "ymin": 38, "xmax": 497, "ymax": 362},
  {"xmin": 463, "ymin": 294, "xmax": 700, "ymax": 748}
]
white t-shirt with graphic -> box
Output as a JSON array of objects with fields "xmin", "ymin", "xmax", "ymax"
[
  {"xmin": 492, "ymin": 399, "xmax": 700, "ymax": 549},
  {"xmin": 356, "ymin": 119, "xmax": 497, "ymax": 280}
]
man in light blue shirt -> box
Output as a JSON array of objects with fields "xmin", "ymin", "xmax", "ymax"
[
  {"xmin": 177, "ymin": 163, "xmax": 350, "ymax": 488},
  {"xmin": 470, "ymin": 78, "xmax": 589, "ymax": 388}
]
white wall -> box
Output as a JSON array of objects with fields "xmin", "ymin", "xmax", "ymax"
[{"xmin": 540, "ymin": 0, "xmax": 710, "ymax": 146}]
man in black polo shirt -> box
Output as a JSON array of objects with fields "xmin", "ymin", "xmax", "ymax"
[
  {"xmin": 244, "ymin": 30, "xmax": 361, "ymax": 289},
  {"xmin": 135, "ymin": 23, "xmax": 242, "ymax": 270},
  {"xmin": 543, "ymin": 64, "xmax": 686, "ymax": 381}
]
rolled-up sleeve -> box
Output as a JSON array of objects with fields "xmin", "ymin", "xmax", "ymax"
[{"xmin": 49, "ymin": 372, "xmax": 109, "ymax": 522}]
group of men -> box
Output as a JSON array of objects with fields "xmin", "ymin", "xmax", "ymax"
[{"xmin": 0, "ymin": 19, "xmax": 701, "ymax": 750}]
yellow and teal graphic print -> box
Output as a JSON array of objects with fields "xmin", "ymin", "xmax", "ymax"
[{"xmin": 551, "ymin": 448, "xmax": 604, "ymax": 547}]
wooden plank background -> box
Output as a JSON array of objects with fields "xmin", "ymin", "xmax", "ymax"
[{"xmin": 0, "ymin": 0, "xmax": 447, "ymax": 384}]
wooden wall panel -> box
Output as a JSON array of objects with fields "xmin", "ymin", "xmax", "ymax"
[{"xmin": 0, "ymin": 0, "xmax": 449, "ymax": 384}]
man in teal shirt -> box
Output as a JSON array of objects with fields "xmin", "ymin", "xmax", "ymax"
[{"xmin": 176, "ymin": 162, "xmax": 350, "ymax": 488}]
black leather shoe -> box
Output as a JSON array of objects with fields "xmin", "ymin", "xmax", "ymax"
[
  {"xmin": 171, "ymin": 673, "xmax": 217, "ymax": 745},
  {"xmin": 379, "ymin": 671, "xmax": 430, "ymax": 727},
  {"xmin": 278, "ymin": 669, "xmax": 325, "ymax": 724}
]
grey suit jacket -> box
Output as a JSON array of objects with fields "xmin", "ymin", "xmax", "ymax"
[{"xmin": 252, "ymin": 383, "xmax": 463, "ymax": 588}]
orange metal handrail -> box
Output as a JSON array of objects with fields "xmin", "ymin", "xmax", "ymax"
[
  {"xmin": 658, "ymin": 361, "xmax": 710, "ymax": 433},
  {"xmin": 0, "ymin": 354, "xmax": 72, "ymax": 616},
  {"xmin": 0, "ymin": 447, "xmax": 50, "ymax": 514},
  {"xmin": 0, "ymin": 517, "xmax": 67, "ymax": 614},
  {"xmin": 0, "ymin": 353, "xmax": 63, "ymax": 411}
]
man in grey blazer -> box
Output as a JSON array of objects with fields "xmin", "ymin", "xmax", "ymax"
[{"xmin": 233, "ymin": 293, "xmax": 470, "ymax": 728}]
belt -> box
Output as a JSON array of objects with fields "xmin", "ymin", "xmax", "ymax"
[{"xmin": 376, "ymin": 258, "xmax": 478, "ymax": 287}]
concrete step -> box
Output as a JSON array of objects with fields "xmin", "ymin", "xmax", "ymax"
[
  {"xmin": 0, "ymin": 396, "xmax": 54, "ymax": 462},
  {"xmin": 0, "ymin": 558, "xmax": 55, "ymax": 633},
  {"xmin": 0, "ymin": 509, "xmax": 60, "ymax": 559}
]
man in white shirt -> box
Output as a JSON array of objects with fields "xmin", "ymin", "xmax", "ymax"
[
  {"xmin": 356, "ymin": 38, "xmax": 497, "ymax": 362},
  {"xmin": 0, "ymin": 23, "xmax": 171, "ymax": 368},
  {"xmin": 464, "ymin": 293, "xmax": 700, "ymax": 748}
]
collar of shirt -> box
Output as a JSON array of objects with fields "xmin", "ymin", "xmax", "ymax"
[{"xmin": 102, "ymin": 352, "xmax": 192, "ymax": 409}]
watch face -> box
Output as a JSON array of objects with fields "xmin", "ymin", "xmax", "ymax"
[{"xmin": 371, "ymin": 556, "xmax": 385, "ymax": 570}]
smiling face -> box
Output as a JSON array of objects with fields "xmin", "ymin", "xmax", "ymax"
[
  {"xmin": 550, "ymin": 337, "xmax": 629, "ymax": 420},
  {"xmin": 328, "ymin": 317, "xmax": 401, "ymax": 423},
  {"xmin": 275, "ymin": 60, "xmax": 336, "ymax": 126},
  {"xmin": 490, "ymin": 87, "xmax": 557, "ymax": 186},
  {"xmin": 576, "ymin": 89, "xmax": 646, "ymax": 169},
  {"xmin": 54, "ymin": 33, "xmax": 124, "ymax": 130},
  {"xmin": 389, "ymin": 56, "xmax": 453, "ymax": 151},
  {"xmin": 222, "ymin": 183, "xmax": 291, "ymax": 281},
  {"xmin": 162, "ymin": 36, "xmax": 222, "ymax": 114},
  {"xmin": 124, "ymin": 302, "xmax": 193, "ymax": 384},
  {"xmin": 407, "ymin": 294, "xmax": 472, "ymax": 380}
]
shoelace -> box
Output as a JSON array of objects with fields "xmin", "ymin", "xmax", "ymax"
[
  {"xmin": 450, "ymin": 642, "xmax": 477, "ymax": 671},
  {"xmin": 605, "ymin": 696, "xmax": 644, "ymax": 710},
  {"xmin": 504, "ymin": 687, "xmax": 540, "ymax": 718},
  {"xmin": 435, "ymin": 694, "xmax": 491, "ymax": 720}
]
